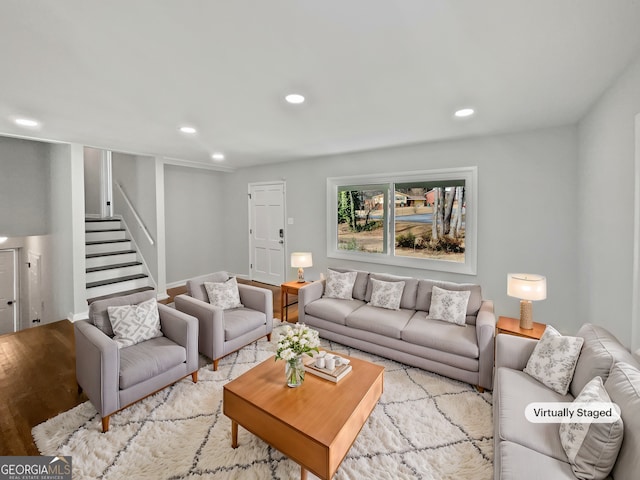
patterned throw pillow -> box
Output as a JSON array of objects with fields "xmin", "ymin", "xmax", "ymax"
[
  {"xmin": 524, "ymin": 325, "xmax": 584, "ymax": 395},
  {"xmin": 559, "ymin": 376, "xmax": 623, "ymax": 480},
  {"xmin": 324, "ymin": 270, "xmax": 358, "ymax": 300},
  {"xmin": 368, "ymin": 278, "xmax": 405, "ymax": 310},
  {"xmin": 425, "ymin": 286, "xmax": 471, "ymax": 326},
  {"xmin": 204, "ymin": 277, "xmax": 244, "ymax": 309},
  {"xmin": 107, "ymin": 297, "xmax": 163, "ymax": 349}
]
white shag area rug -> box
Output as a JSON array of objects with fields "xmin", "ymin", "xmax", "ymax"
[{"xmin": 33, "ymin": 327, "xmax": 493, "ymax": 479}]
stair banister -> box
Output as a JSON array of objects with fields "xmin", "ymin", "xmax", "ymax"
[{"xmin": 115, "ymin": 183, "xmax": 155, "ymax": 246}]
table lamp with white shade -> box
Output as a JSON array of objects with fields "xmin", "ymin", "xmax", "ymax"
[
  {"xmin": 507, "ymin": 273, "xmax": 547, "ymax": 330},
  {"xmin": 291, "ymin": 252, "xmax": 313, "ymax": 282}
]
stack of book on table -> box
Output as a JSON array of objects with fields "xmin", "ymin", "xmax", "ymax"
[{"xmin": 304, "ymin": 355, "xmax": 352, "ymax": 383}]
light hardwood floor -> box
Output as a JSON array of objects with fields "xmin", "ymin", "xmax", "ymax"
[{"xmin": 0, "ymin": 280, "xmax": 295, "ymax": 456}]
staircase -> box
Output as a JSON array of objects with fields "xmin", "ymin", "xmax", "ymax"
[{"xmin": 85, "ymin": 218, "xmax": 154, "ymax": 303}]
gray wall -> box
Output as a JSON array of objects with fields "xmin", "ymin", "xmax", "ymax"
[
  {"xmin": 222, "ymin": 126, "xmax": 580, "ymax": 333},
  {"xmin": 83, "ymin": 147, "xmax": 102, "ymax": 216},
  {"xmin": 164, "ymin": 164, "xmax": 227, "ymax": 284},
  {"xmin": 578, "ymin": 53, "xmax": 640, "ymax": 350},
  {"xmin": 0, "ymin": 137, "xmax": 51, "ymax": 236},
  {"xmin": 112, "ymin": 152, "xmax": 158, "ymax": 280}
]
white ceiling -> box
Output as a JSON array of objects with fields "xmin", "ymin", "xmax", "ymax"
[{"xmin": 2, "ymin": 0, "xmax": 640, "ymax": 171}]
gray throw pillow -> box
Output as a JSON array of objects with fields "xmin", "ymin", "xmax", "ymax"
[
  {"xmin": 559, "ymin": 376, "xmax": 624, "ymax": 480},
  {"xmin": 425, "ymin": 286, "xmax": 470, "ymax": 326},
  {"xmin": 368, "ymin": 278, "xmax": 405, "ymax": 310},
  {"xmin": 324, "ymin": 270, "xmax": 358, "ymax": 300},
  {"xmin": 205, "ymin": 277, "xmax": 243, "ymax": 309},
  {"xmin": 524, "ymin": 325, "xmax": 584, "ymax": 395},
  {"xmin": 107, "ymin": 297, "xmax": 163, "ymax": 349}
]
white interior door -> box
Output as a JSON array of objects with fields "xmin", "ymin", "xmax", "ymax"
[
  {"xmin": 249, "ymin": 182, "xmax": 285, "ymax": 285},
  {"xmin": 0, "ymin": 250, "xmax": 17, "ymax": 335},
  {"xmin": 28, "ymin": 252, "xmax": 42, "ymax": 328}
]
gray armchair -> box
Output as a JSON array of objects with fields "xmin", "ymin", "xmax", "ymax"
[
  {"xmin": 75, "ymin": 290, "xmax": 199, "ymax": 432},
  {"xmin": 174, "ymin": 272, "xmax": 273, "ymax": 370}
]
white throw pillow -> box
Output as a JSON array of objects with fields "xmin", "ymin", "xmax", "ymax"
[
  {"xmin": 324, "ymin": 270, "xmax": 358, "ymax": 300},
  {"xmin": 524, "ymin": 325, "xmax": 584, "ymax": 395},
  {"xmin": 204, "ymin": 277, "xmax": 243, "ymax": 309},
  {"xmin": 107, "ymin": 297, "xmax": 163, "ymax": 349},
  {"xmin": 368, "ymin": 278, "xmax": 405, "ymax": 310},
  {"xmin": 425, "ymin": 286, "xmax": 470, "ymax": 326},
  {"xmin": 559, "ymin": 376, "xmax": 623, "ymax": 480}
]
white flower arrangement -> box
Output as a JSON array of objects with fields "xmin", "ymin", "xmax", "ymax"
[{"xmin": 275, "ymin": 323, "xmax": 320, "ymax": 361}]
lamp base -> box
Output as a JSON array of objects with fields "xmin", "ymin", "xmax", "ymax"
[
  {"xmin": 519, "ymin": 300, "xmax": 533, "ymax": 330},
  {"xmin": 297, "ymin": 267, "xmax": 305, "ymax": 283}
]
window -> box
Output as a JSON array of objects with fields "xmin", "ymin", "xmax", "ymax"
[{"xmin": 327, "ymin": 167, "xmax": 477, "ymax": 275}]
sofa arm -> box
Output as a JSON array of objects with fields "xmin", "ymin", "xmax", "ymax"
[
  {"xmin": 158, "ymin": 303, "xmax": 199, "ymax": 373},
  {"xmin": 476, "ymin": 300, "xmax": 496, "ymax": 390},
  {"xmin": 238, "ymin": 284, "xmax": 274, "ymax": 325},
  {"xmin": 174, "ymin": 294, "xmax": 225, "ymax": 360},
  {"xmin": 298, "ymin": 280, "xmax": 325, "ymax": 323},
  {"xmin": 74, "ymin": 320, "xmax": 120, "ymax": 417},
  {"xmin": 495, "ymin": 333, "xmax": 538, "ymax": 371}
]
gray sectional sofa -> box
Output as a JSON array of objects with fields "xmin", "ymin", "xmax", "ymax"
[
  {"xmin": 298, "ymin": 269, "xmax": 496, "ymax": 391},
  {"xmin": 494, "ymin": 324, "xmax": 640, "ymax": 480}
]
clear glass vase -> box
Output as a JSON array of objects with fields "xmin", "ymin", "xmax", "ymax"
[{"xmin": 285, "ymin": 355, "xmax": 305, "ymax": 388}]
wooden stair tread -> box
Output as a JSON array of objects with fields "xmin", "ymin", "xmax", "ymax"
[
  {"xmin": 86, "ymin": 239, "xmax": 130, "ymax": 245},
  {"xmin": 86, "ymin": 261, "xmax": 143, "ymax": 273},
  {"xmin": 87, "ymin": 287, "xmax": 155, "ymax": 304},
  {"xmin": 86, "ymin": 273, "xmax": 148, "ymax": 289},
  {"xmin": 85, "ymin": 218, "xmax": 120, "ymax": 222}
]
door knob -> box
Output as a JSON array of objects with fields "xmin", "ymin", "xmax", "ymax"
[{"xmin": 7, "ymin": 300, "xmax": 15, "ymax": 305}]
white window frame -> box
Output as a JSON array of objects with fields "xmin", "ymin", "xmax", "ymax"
[{"xmin": 327, "ymin": 167, "xmax": 477, "ymax": 275}]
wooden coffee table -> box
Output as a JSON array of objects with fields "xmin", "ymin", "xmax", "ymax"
[{"xmin": 223, "ymin": 353, "xmax": 384, "ymax": 480}]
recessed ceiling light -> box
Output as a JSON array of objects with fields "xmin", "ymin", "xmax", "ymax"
[
  {"xmin": 454, "ymin": 108, "xmax": 475, "ymax": 118},
  {"xmin": 14, "ymin": 118, "xmax": 40, "ymax": 127},
  {"xmin": 285, "ymin": 93, "xmax": 305, "ymax": 104},
  {"xmin": 211, "ymin": 152, "xmax": 225, "ymax": 161},
  {"xmin": 179, "ymin": 126, "xmax": 197, "ymax": 134}
]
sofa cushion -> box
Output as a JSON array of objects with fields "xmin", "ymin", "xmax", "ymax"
[
  {"xmin": 496, "ymin": 367, "xmax": 573, "ymax": 462},
  {"xmin": 524, "ymin": 325, "xmax": 584, "ymax": 395},
  {"xmin": 365, "ymin": 273, "xmax": 418, "ymax": 310},
  {"xmin": 415, "ymin": 280, "xmax": 482, "ymax": 324},
  {"xmin": 345, "ymin": 304, "xmax": 414, "ymax": 339},
  {"xmin": 402, "ymin": 313, "xmax": 479, "ymax": 358},
  {"xmin": 368, "ymin": 278, "xmax": 405, "ymax": 310},
  {"xmin": 204, "ymin": 277, "xmax": 243, "ymax": 309},
  {"xmin": 425, "ymin": 286, "xmax": 470, "ymax": 326},
  {"xmin": 119, "ymin": 336, "xmax": 187, "ymax": 389},
  {"xmin": 223, "ymin": 308, "xmax": 266, "ymax": 340},
  {"xmin": 571, "ymin": 323, "xmax": 640, "ymax": 397},
  {"xmin": 605, "ymin": 362, "xmax": 640, "ymax": 480},
  {"xmin": 186, "ymin": 271, "xmax": 229, "ymax": 302},
  {"xmin": 107, "ymin": 297, "xmax": 163, "ymax": 349},
  {"xmin": 305, "ymin": 298, "xmax": 365, "ymax": 325},
  {"xmin": 89, "ymin": 289, "xmax": 156, "ymax": 337},
  {"xmin": 498, "ymin": 441, "xmax": 577, "ymax": 480},
  {"xmin": 559, "ymin": 376, "xmax": 623, "ymax": 480},
  {"xmin": 324, "ymin": 269, "xmax": 358, "ymax": 300},
  {"xmin": 329, "ymin": 268, "xmax": 369, "ymax": 300}
]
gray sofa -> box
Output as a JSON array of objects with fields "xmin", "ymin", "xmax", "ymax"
[
  {"xmin": 494, "ymin": 324, "xmax": 640, "ymax": 480},
  {"xmin": 298, "ymin": 269, "xmax": 495, "ymax": 391}
]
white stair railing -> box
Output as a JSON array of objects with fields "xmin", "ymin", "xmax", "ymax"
[{"xmin": 115, "ymin": 183, "xmax": 155, "ymax": 245}]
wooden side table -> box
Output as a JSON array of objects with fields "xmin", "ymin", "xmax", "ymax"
[
  {"xmin": 280, "ymin": 281, "xmax": 310, "ymax": 323},
  {"xmin": 496, "ymin": 316, "xmax": 546, "ymax": 340}
]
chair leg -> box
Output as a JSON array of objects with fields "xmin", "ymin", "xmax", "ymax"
[
  {"xmin": 192, "ymin": 371, "xmax": 198, "ymax": 383},
  {"xmin": 212, "ymin": 359, "xmax": 220, "ymax": 371},
  {"xmin": 476, "ymin": 385, "xmax": 485, "ymax": 393},
  {"xmin": 101, "ymin": 416, "xmax": 110, "ymax": 433},
  {"xmin": 266, "ymin": 333, "xmax": 271, "ymax": 342}
]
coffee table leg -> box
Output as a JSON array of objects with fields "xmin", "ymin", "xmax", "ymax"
[
  {"xmin": 231, "ymin": 420, "xmax": 238, "ymax": 448},
  {"xmin": 300, "ymin": 465, "xmax": 307, "ymax": 480}
]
